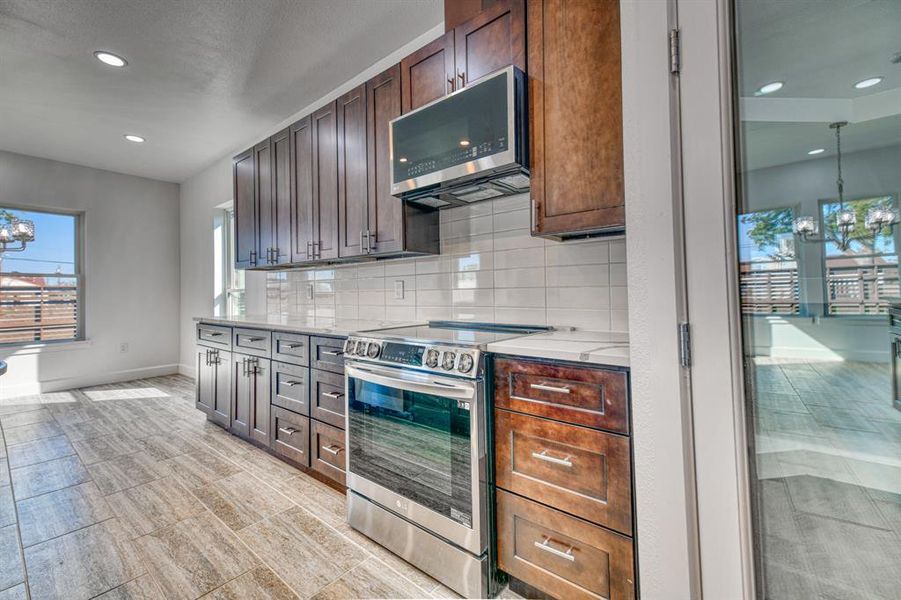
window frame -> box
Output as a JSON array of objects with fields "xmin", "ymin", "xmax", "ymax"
[{"xmin": 0, "ymin": 205, "xmax": 85, "ymax": 346}]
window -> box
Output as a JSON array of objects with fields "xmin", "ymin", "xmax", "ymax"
[
  {"xmin": 214, "ymin": 208, "xmax": 244, "ymax": 317},
  {"xmin": 0, "ymin": 207, "xmax": 82, "ymax": 344},
  {"xmin": 737, "ymin": 207, "xmax": 799, "ymax": 314},
  {"xmin": 821, "ymin": 195, "xmax": 899, "ymax": 314}
]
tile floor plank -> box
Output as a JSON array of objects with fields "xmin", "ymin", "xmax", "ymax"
[
  {"xmin": 16, "ymin": 481, "xmax": 114, "ymax": 547},
  {"xmin": 105, "ymin": 477, "xmax": 205, "ymax": 539},
  {"xmin": 5, "ymin": 435, "xmax": 76, "ymax": 469},
  {"xmin": 201, "ymin": 566, "xmax": 300, "ymax": 600},
  {"xmin": 192, "ymin": 472, "xmax": 294, "ymax": 531},
  {"xmin": 9, "ymin": 455, "xmax": 91, "ymax": 500}
]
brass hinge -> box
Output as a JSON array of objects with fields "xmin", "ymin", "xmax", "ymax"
[{"xmin": 670, "ymin": 28, "xmax": 681, "ymax": 74}]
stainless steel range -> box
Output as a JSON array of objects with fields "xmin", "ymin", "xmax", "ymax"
[{"xmin": 342, "ymin": 321, "xmax": 549, "ymax": 598}]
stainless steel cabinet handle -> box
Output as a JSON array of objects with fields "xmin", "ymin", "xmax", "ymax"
[
  {"xmin": 531, "ymin": 449, "xmax": 573, "ymax": 468},
  {"xmin": 278, "ymin": 427, "xmax": 298, "ymax": 435},
  {"xmin": 242, "ymin": 336, "xmax": 265, "ymax": 343},
  {"xmin": 359, "ymin": 229, "xmax": 365, "ymax": 251},
  {"xmin": 447, "ymin": 76, "xmax": 455, "ymax": 93},
  {"xmin": 321, "ymin": 391, "xmax": 344, "ymax": 399},
  {"xmin": 211, "ymin": 350, "xmax": 220, "ymax": 366},
  {"xmin": 307, "ymin": 241, "xmax": 312, "ymax": 259},
  {"xmin": 250, "ymin": 250, "xmax": 257, "ymax": 266},
  {"xmin": 321, "ymin": 444, "xmax": 343, "ymax": 455},
  {"xmin": 204, "ymin": 349, "xmax": 211, "ymax": 366},
  {"xmin": 285, "ymin": 343, "xmax": 305, "ymax": 350},
  {"xmin": 457, "ymin": 71, "xmax": 465, "ymax": 86},
  {"xmin": 205, "ymin": 331, "xmax": 224, "ymax": 337},
  {"xmin": 534, "ymin": 537, "xmax": 575, "ymax": 562},
  {"xmin": 322, "ymin": 350, "xmax": 344, "ymax": 356},
  {"xmin": 282, "ymin": 380, "xmax": 303, "ymax": 387},
  {"xmin": 241, "ymin": 357, "xmax": 248, "ymax": 376},
  {"xmin": 530, "ymin": 383, "xmax": 571, "ymax": 394}
]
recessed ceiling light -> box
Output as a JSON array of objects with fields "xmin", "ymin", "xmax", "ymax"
[
  {"xmin": 755, "ymin": 81, "xmax": 784, "ymax": 95},
  {"xmin": 398, "ymin": 157, "xmax": 408, "ymax": 163},
  {"xmin": 123, "ymin": 134, "xmax": 145, "ymax": 143},
  {"xmin": 853, "ymin": 76, "xmax": 883, "ymax": 89},
  {"xmin": 94, "ymin": 51, "xmax": 128, "ymax": 67},
  {"xmin": 459, "ymin": 139, "xmax": 470, "ymax": 147},
  {"xmin": 808, "ymin": 148, "xmax": 825, "ymax": 155}
]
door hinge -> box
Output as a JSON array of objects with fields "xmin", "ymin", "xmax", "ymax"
[
  {"xmin": 670, "ymin": 28, "xmax": 681, "ymax": 74},
  {"xmin": 679, "ymin": 321, "xmax": 692, "ymax": 368}
]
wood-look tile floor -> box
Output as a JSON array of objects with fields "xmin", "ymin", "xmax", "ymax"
[
  {"xmin": 0, "ymin": 375, "xmax": 508, "ymax": 600},
  {"xmin": 750, "ymin": 359, "xmax": 901, "ymax": 600}
]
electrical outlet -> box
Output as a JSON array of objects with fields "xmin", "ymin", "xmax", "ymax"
[
  {"xmin": 306, "ymin": 283, "xmax": 314, "ymax": 300},
  {"xmin": 119, "ymin": 342, "xmax": 129, "ymax": 353},
  {"xmin": 394, "ymin": 280, "xmax": 404, "ymax": 300}
]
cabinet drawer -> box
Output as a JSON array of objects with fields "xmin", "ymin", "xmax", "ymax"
[
  {"xmin": 233, "ymin": 328, "xmax": 272, "ymax": 358},
  {"xmin": 272, "ymin": 331, "xmax": 309, "ymax": 366},
  {"xmin": 311, "ymin": 419, "xmax": 346, "ymax": 486},
  {"xmin": 271, "ymin": 362, "xmax": 309, "ymax": 416},
  {"xmin": 494, "ymin": 357, "xmax": 629, "ymax": 434},
  {"xmin": 496, "ymin": 409, "xmax": 632, "ymax": 535},
  {"xmin": 497, "ymin": 489, "xmax": 635, "ymax": 600},
  {"xmin": 311, "ymin": 336, "xmax": 346, "ymax": 374},
  {"xmin": 196, "ymin": 323, "xmax": 232, "ymax": 351},
  {"xmin": 311, "ymin": 368, "xmax": 346, "ymax": 429},
  {"xmin": 271, "ymin": 407, "xmax": 310, "ymax": 467}
]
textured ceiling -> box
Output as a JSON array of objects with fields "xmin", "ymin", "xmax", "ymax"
[{"xmin": 0, "ymin": 0, "xmax": 442, "ymax": 182}]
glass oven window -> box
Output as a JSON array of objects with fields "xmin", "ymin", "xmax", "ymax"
[{"xmin": 348, "ymin": 377, "xmax": 473, "ymax": 528}]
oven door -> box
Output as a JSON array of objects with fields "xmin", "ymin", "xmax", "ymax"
[{"xmin": 345, "ymin": 362, "xmax": 484, "ymax": 555}]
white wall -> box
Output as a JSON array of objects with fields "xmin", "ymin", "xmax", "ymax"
[{"xmin": 0, "ymin": 150, "xmax": 180, "ymax": 398}]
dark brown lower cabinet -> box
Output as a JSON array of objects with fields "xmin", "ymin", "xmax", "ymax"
[
  {"xmin": 310, "ymin": 419, "xmax": 346, "ymax": 486},
  {"xmin": 271, "ymin": 361, "xmax": 309, "ymax": 416},
  {"xmin": 497, "ymin": 489, "xmax": 635, "ymax": 600},
  {"xmin": 196, "ymin": 347, "xmax": 231, "ymax": 429},
  {"xmin": 271, "ymin": 406, "xmax": 310, "ymax": 467},
  {"xmin": 232, "ymin": 354, "xmax": 271, "ymax": 446},
  {"xmin": 311, "ymin": 336, "xmax": 346, "ymax": 374},
  {"xmin": 310, "ymin": 368, "xmax": 345, "ymax": 429}
]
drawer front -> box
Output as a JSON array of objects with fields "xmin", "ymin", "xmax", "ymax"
[
  {"xmin": 233, "ymin": 328, "xmax": 272, "ymax": 358},
  {"xmin": 310, "ymin": 419, "xmax": 346, "ymax": 486},
  {"xmin": 496, "ymin": 409, "xmax": 632, "ymax": 535},
  {"xmin": 310, "ymin": 368, "xmax": 346, "ymax": 429},
  {"xmin": 270, "ymin": 407, "xmax": 310, "ymax": 467},
  {"xmin": 196, "ymin": 323, "xmax": 232, "ymax": 350},
  {"xmin": 272, "ymin": 332, "xmax": 310, "ymax": 366},
  {"xmin": 311, "ymin": 336, "xmax": 347, "ymax": 374},
  {"xmin": 271, "ymin": 362, "xmax": 309, "ymax": 416},
  {"xmin": 497, "ymin": 489, "xmax": 635, "ymax": 600},
  {"xmin": 494, "ymin": 357, "xmax": 629, "ymax": 434}
]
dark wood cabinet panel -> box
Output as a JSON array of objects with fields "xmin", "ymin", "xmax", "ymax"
[
  {"xmin": 289, "ymin": 115, "xmax": 315, "ymax": 263},
  {"xmin": 271, "ymin": 127, "xmax": 292, "ymax": 264},
  {"xmin": 271, "ymin": 407, "xmax": 310, "ymax": 467},
  {"xmin": 197, "ymin": 347, "xmax": 231, "ymax": 429},
  {"xmin": 312, "ymin": 101, "xmax": 339, "ymax": 261},
  {"xmin": 497, "ymin": 489, "xmax": 635, "ymax": 600},
  {"xmin": 401, "ymin": 30, "xmax": 455, "ymax": 113},
  {"xmin": 251, "ymin": 358, "xmax": 271, "ymax": 446},
  {"xmin": 233, "ymin": 148, "xmax": 257, "ymax": 268},
  {"xmin": 454, "ymin": 0, "xmax": 525, "ymax": 86},
  {"xmin": 337, "ymin": 85, "xmax": 369, "ymax": 258},
  {"xmin": 254, "ymin": 139, "xmax": 274, "ymax": 265},
  {"xmin": 366, "ymin": 65, "xmax": 404, "ymax": 255},
  {"xmin": 271, "ymin": 331, "xmax": 309, "ymax": 366},
  {"xmin": 311, "ymin": 336, "xmax": 346, "ymax": 374},
  {"xmin": 495, "ymin": 408, "xmax": 633, "ymax": 535},
  {"xmin": 271, "ymin": 361, "xmax": 309, "ymax": 416},
  {"xmin": 310, "ymin": 368, "xmax": 345, "ymax": 429},
  {"xmin": 231, "ymin": 355, "xmax": 271, "ymax": 445},
  {"xmin": 529, "ymin": 0, "xmax": 625, "ymax": 237},
  {"xmin": 231, "ymin": 355, "xmax": 252, "ymax": 438},
  {"xmin": 232, "ymin": 327, "xmax": 271, "ymax": 359},
  {"xmin": 310, "ymin": 419, "xmax": 346, "ymax": 486},
  {"xmin": 195, "ymin": 348, "xmax": 215, "ymax": 417}
]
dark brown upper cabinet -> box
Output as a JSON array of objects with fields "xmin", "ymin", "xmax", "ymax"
[
  {"xmin": 337, "ymin": 84, "xmax": 369, "ymax": 259},
  {"xmin": 289, "ymin": 115, "xmax": 315, "ymax": 263},
  {"xmin": 254, "ymin": 138, "xmax": 273, "ymax": 264},
  {"xmin": 454, "ymin": 0, "xmax": 525, "ymax": 87},
  {"xmin": 270, "ymin": 127, "xmax": 292, "ymax": 264},
  {"xmin": 366, "ymin": 65, "xmax": 404, "ymax": 255},
  {"xmin": 529, "ymin": 0, "xmax": 625, "ymax": 238},
  {"xmin": 233, "ymin": 148, "xmax": 257, "ymax": 269},
  {"xmin": 401, "ymin": 30, "xmax": 455, "ymax": 113},
  {"xmin": 312, "ymin": 101, "xmax": 339, "ymax": 261}
]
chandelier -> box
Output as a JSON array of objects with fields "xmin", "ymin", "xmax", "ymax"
[
  {"xmin": 0, "ymin": 218, "xmax": 36, "ymax": 253},
  {"xmin": 792, "ymin": 121, "xmax": 897, "ymax": 250}
]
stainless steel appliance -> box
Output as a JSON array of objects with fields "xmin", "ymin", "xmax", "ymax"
[
  {"xmin": 389, "ymin": 66, "xmax": 529, "ymax": 209},
  {"xmin": 343, "ymin": 321, "xmax": 549, "ymax": 598}
]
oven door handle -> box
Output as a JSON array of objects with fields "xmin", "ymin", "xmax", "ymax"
[{"xmin": 346, "ymin": 364, "xmax": 476, "ymax": 400}]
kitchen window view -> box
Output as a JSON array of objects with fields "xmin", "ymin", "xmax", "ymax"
[{"xmin": 734, "ymin": 1, "xmax": 901, "ymax": 598}]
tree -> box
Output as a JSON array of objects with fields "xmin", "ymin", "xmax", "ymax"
[
  {"xmin": 740, "ymin": 208, "xmax": 793, "ymax": 256},
  {"xmin": 822, "ymin": 196, "xmax": 893, "ymax": 254}
]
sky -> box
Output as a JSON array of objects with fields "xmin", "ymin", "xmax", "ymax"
[{"xmin": 0, "ymin": 208, "xmax": 76, "ymax": 275}]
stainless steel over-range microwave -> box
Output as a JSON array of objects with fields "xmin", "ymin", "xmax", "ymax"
[{"xmin": 389, "ymin": 65, "xmax": 529, "ymax": 208}]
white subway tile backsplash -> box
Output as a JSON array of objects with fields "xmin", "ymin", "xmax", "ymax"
[{"xmin": 266, "ymin": 195, "xmax": 626, "ymax": 331}]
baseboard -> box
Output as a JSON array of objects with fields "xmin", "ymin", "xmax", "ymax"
[
  {"xmin": 0, "ymin": 363, "xmax": 181, "ymax": 400},
  {"xmin": 752, "ymin": 345, "xmax": 888, "ymax": 363},
  {"xmin": 178, "ymin": 363, "xmax": 196, "ymax": 379}
]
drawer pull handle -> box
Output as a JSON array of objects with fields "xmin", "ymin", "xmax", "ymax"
[
  {"xmin": 285, "ymin": 343, "xmax": 305, "ymax": 349},
  {"xmin": 242, "ymin": 336, "xmax": 265, "ymax": 343},
  {"xmin": 321, "ymin": 444, "xmax": 343, "ymax": 455},
  {"xmin": 530, "ymin": 383, "xmax": 571, "ymax": 394},
  {"xmin": 322, "ymin": 350, "xmax": 344, "ymax": 356},
  {"xmin": 278, "ymin": 427, "xmax": 298, "ymax": 435},
  {"xmin": 532, "ymin": 449, "xmax": 573, "ymax": 468},
  {"xmin": 205, "ymin": 331, "xmax": 224, "ymax": 337},
  {"xmin": 282, "ymin": 380, "xmax": 303, "ymax": 387},
  {"xmin": 534, "ymin": 536, "xmax": 576, "ymax": 562},
  {"xmin": 322, "ymin": 391, "xmax": 344, "ymax": 399}
]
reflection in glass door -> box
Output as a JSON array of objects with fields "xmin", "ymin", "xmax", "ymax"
[{"xmin": 733, "ymin": 2, "xmax": 901, "ymax": 597}]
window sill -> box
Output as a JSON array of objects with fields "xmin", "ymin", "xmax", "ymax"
[{"xmin": 0, "ymin": 339, "xmax": 93, "ymax": 356}]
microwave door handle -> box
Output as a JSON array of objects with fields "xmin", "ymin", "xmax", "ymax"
[{"xmin": 346, "ymin": 365, "xmax": 475, "ymax": 400}]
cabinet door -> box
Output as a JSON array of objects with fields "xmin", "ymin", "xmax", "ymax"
[
  {"xmin": 195, "ymin": 348, "xmax": 214, "ymax": 416},
  {"xmin": 337, "ymin": 85, "xmax": 369, "ymax": 258},
  {"xmin": 529, "ymin": 0, "xmax": 624, "ymax": 237},
  {"xmin": 255, "ymin": 139, "xmax": 274, "ymax": 265},
  {"xmin": 290, "ymin": 116, "xmax": 315, "ymax": 263},
  {"xmin": 366, "ymin": 65, "xmax": 404, "ymax": 255},
  {"xmin": 271, "ymin": 127, "xmax": 292, "ymax": 264},
  {"xmin": 312, "ymin": 102, "xmax": 339, "ymax": 260},
  {"xmin": 251, "ymin": 358, "xmax": 271, "ymax": 446},
  {"xmin": 400, "ymin": 30, "xmax": 455, "ymax": 113},
  {"xmin": 211, "ymin": 350, "xmax": 232, "ymax": 428},
  {"xmin": 231, "ymin": 355, "xmax": 252, "ymax": 438},
  {"xmin": 454, "ymin": 0, "xmax": 525, "ymax": 86},
  {"xmin": 233, "ymin": 148, "xmax": 258, "ymax": 268}
]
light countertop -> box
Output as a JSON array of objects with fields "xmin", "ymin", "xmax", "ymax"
[
  {"xmin": 486, "ymin": 329, "xmax": 630, "ymax": 368},
  {"xmin": 194, "ymin": 314, "xmax": 422, "ymax": 337}
]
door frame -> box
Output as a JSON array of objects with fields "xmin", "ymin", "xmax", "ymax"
[{"xmin": 677, "ymin": 0, "xmax": 756, "ymax": 598}]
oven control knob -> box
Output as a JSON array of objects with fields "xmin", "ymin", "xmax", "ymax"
[
  {"xmin": 442, "ymin": 351, "xmax": 456, "ymax": 370},
  {"xmin": 344, "ymin": 339, "xmax": 354, "ymax": 354},
  {"xmin": 425, "ymin": 349, "xmax": 440, "ymax": 368},
  {"xmin": 457, "ymin": 353, "xmax": 474, "ymax": 373},
  {"xmin": 357, "ymin": 341, "xmax": 368, "ymax": 356},
  {"xmin": 367, "ymin": 342, "xmax": 381, "ymax": 359}
]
